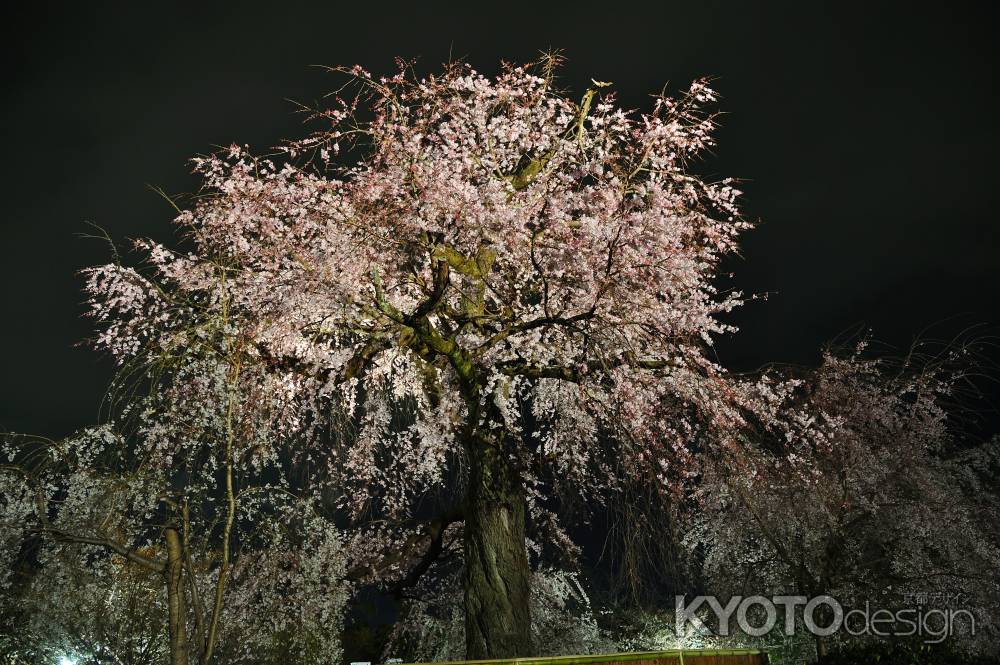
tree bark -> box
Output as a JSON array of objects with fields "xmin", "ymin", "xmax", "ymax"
[
  {"xmin": 164, "ymin": 527, "xmax": 189, "ymax": 665},
  {"xmin": 463, "ymin": 432, "xmax": 532, "ymax": 658},
  {"xmin": 815, "ymin": 635, "xmax": 828, "ymax": 662}
]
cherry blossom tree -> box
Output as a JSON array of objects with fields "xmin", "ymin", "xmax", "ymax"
[
  {"xmin": 77, "ymin": 55, "xmax": 801, "ymax": 657},
  {"xmin": 1, "ymin": 261, "xmax": 349, "ymax": 665},
  {"xmin": 684, "ymin": 343, "xmax": 1000, "ymax": 659}
]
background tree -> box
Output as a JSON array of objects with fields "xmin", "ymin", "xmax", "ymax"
[
  {"xmin": 1, "ymin": 258, "xmax": 350, "ymax": 665},
  {"xmin": 1, "ymin": 465, "xmax": 169, "ymax": 665},
  {"xmin": 78, "ymin": 55, "xmax": 804, "ymax": 657},
  {"xmin": 684, "ymin": 342, "xmax": 1000, "ymax": 659}
]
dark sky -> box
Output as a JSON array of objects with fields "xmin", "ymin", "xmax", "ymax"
[{"xmin": 2, "ymin": 2, "xmax": 998, "ymax": 438}]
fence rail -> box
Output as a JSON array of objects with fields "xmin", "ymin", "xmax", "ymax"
[{"xmin": 399, "ymin": 648, "xmax": 768, "ymax": 665}]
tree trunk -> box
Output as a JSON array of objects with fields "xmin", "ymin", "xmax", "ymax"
[
  {"xmin": 164, "ymin": 527, "xmax": 189, "ymax": 665},
  {"xmin": 463, "ymin": 432, "xmax": 533, "ymax": 658},
  {"xmin": 815, "ymin": 635, "xmax": 828, "ymax": 662}
]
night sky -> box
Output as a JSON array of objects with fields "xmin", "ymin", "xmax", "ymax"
[{"xmin": 2, "ymin": 2, "xmax": 998, "ymax": 438}]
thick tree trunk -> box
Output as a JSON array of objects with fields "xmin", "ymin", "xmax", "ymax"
[
  {"xmin": 164, "ymin": 527, "xmax": 189, "ymax": 665},
  {"xmin": 463, "ymin": 433, "xmax": 533, "ymax": 658}
]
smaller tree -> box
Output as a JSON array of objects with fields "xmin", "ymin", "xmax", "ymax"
[
  {"xmin": 1, "ymin": 257, "xmax": 350, "ymax": 665},
  {"xmin": 684, "ymin": 343, "xmax": 1000, "ymax": 659},
  {"xmin": 1, "ymin": 509, "xmax": 168, "ymax": 665}
]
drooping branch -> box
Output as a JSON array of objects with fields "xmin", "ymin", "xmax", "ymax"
[{"xmin": 47, "ymin": 528, "xmax": 166, "ymax": 574}]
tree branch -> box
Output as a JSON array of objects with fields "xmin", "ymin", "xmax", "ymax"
[
  {"xmin": 48, "ymin": 529, "xmax": 166, "ymax": 574},
  {"xmin": 499, "ymin": 354, "xmax": 677, "ymax": 382},
  {"xmin": 410, "ymin": 259, "xmax": 450, "ymax": 320},
  {"xmin": 345, "ymin": 508, "xmax": 464, "ymax": 586}
]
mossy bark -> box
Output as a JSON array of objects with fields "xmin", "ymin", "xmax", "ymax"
[{"xmin": 463, "ymin": 433, "xmax": 533, "ymax": 658}]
